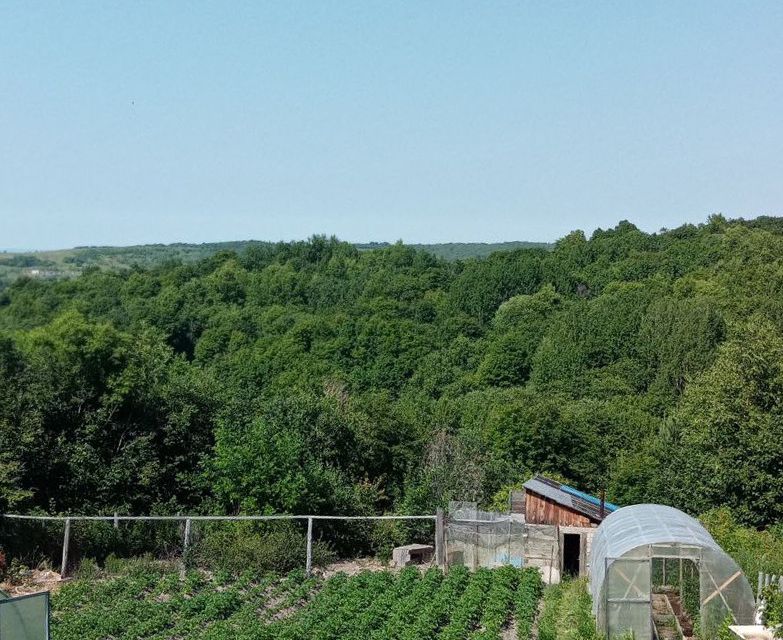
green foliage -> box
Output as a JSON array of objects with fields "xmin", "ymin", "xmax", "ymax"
[
  {"xmin": 3, "ymin": 217, "xmax": 783, "ymax": 566},
  {"xmin": 538, "ymin": 583, "xmax": 565, "ymax": 640},
  {"xmin": 51, "ymin": 565, "xmax": 543, "ymax": 640},
  {"xmin": 190, "ymin": 522, "xmax": 336, "ymax": 575},
  {"xmin": 663, "ymin": 322, "xmax": 783, "ymax": 526},
  {"xmin": 762, "ymin": 585, "xmax": 783, "ymax": 639},
  {"xmin": 515, "ymin": 567, "xmax": 544, "ymax": 640},
  {"xmin": 538, "ymin": 580, "xmax": 599, "ymax": 640},
  {"xmin": 699, "ymin": 508, "xmax": 783, "ymax": 577}
]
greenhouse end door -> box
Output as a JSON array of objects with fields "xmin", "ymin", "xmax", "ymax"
[{"xmin": 605, "ymin": 557, "xmax": 652, "ymax": 640}]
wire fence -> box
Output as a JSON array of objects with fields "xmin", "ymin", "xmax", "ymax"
[{"xmin": 1, "ymin": 512, "xmax": 444, "ymax": 578}]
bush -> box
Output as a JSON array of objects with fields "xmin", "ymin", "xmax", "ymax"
[
  {"xmin": 189, "ymin": 521, "xmax": 335, "ymax": 575},
  {"xmin": 102, "ymin": 553, "xmax": 175, "ymax": 577},
  {"xmin": 762, "ymin": 585, "xmax": 783, "ymax": 639},
  {"xmin": 75, "ymin": 557, "xmax": 100, "ymax": 580},
  {"xmin": 700, "ymin": 508, "xmax": 783, "ymax": 577}
]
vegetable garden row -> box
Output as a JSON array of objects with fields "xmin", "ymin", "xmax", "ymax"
[{"xmin": 51, "ymin": 564, "xmax": 545, "ymax": 640}]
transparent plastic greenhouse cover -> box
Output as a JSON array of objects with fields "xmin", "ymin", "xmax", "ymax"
[{"xmin": 590, "ymin": 504, "xmax": 756, "ymax": 640}]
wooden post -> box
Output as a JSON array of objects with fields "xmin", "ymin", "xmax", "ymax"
[
  {"xmin": 679, "ymin": 558, "xmax": 683, "ymax": 590},
  {"xmin": 758, "ymin": 572, "xmax": 763, "ymax": 598},
  {"xmin": 435, "ymin": 508, "xmax": 445, "ymax": 568},
  {"xmin": 305, "ymin": 517, "xmax": 313, "ymax": 576},
  {"xmin": 506, "ymin": 512, "xmax": 512, "ymax": 566},
  {"xmin": 663, "ymin": 558, "xmax": 667, "ymax": 586},
  {"xmin": 473, "ymin": 518, "xmax": 479, "ymax": 571},
  {"xmin": 61, "ymin": 518, "xmax": 71, "ymax": 578}
]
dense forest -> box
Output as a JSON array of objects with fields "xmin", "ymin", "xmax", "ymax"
[{"xmin": 1, "ymin": 215, "xmax": 782, "ymax": 534}]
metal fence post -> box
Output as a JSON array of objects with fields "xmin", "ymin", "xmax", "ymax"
[
  {"xmin": 305, "ymin": 517, "xmax": 313, "ymax": 576},
  {"xmin": 435, "ymin": 508, "xmax": 445, "ymax": 568},
  {"xmin": 61, "ymin": 518, "xmax": 71, "ymax": 578},
  {"xmin": 604, "ymin": 557, "xmax": 610, "ymax": 639},
  {"xmin": 183, "ymin": 518, "xmax": 192, "ymax": 555},
  {"xmin": 113, "ymin": 512, "xmax": 119, "ymax": 529}
]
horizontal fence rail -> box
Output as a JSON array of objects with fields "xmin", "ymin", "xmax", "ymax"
[
  {"xmin": 1, "ymin": 514, "xmax": 436, "ymax": 522},
  {"xmin": 1, "ymin": 511, "xmax": 444, "ymax": 578}
]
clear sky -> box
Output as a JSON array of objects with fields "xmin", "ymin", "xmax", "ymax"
[{"xmin": 1, "ymin": 1, "xmax": 782, "ymax": 250}]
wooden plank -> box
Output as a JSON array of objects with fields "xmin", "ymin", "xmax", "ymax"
[
  {"xmin": 525, "ymin": 493, "xmax": 592, "ymax": 527},
  {"xmin": 703, "ymin": 570, "xmax": 742, "ymax": 607}
]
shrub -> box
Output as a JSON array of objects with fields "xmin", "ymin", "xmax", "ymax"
[
  {"xmin": 102, "ymin": 552, "xmax": 175, "ymax": 577},
  {"xmin": 75, "ymin": 557, "xmax": 100, "ymax": 580},
  {"xmin": 190, "ymin": 521, "xmax": 335, "ymax": 575},
  {"xmin": 762, "ymin": 585, "xmax": 783, "ymax": 639},
  {"xmin": 700, "ymin": 508, "xmax": 783, "ymax": 576}
]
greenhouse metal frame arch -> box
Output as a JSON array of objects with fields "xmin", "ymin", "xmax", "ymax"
[{"xmin": 589, "ymin": 504, "xmax": 756, "ymax": 640}]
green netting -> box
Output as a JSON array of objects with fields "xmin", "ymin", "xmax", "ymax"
[{"xmin": 0, "ymin": 592, "xmax": 49, "ymax": 640}]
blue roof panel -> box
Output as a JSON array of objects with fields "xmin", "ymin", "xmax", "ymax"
[{"xmin": 561, "ymin": 485, "xmax": 619, "ymax": 512}]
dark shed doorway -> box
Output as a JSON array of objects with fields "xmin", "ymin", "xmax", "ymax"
[{"xmin": 563, "ymin": 533, "xmax": 581, "ymax": 577}]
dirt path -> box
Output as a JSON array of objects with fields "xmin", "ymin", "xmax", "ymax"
[
  {"xmin": 652, "ymin": 591, "xmax": 695, "ymax": 640},
  {"xmin": 502, "ymin": 617, "xmax": 518, "ymax": 640},
  {"xmin": 666, "ymin": 591, "xmax": 694, "ymax": 637},
  {"xmin": 652, "ymin": 593, "xmax": 680, "ymax": 640}
]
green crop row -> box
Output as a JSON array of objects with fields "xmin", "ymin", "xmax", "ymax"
[
  {"xmin": 515, "ymin": 567, "xmax": 545, "ymax": 640},
  {"xmin": 51, "ymin": 564, "xmax": 546, "ymax": 640}
]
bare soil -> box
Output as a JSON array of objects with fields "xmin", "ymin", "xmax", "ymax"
[
  {"xmin": 1, "ymin": 569, "xmax": 63, "ymax": 597},
  {"xmin": 318, "ymin": 555, "xmax": 440, "ymax": 578},
  {"xmin": 502, "ymin": 616, "xmax": 518, "ymax": 640},
  {"xmin": 666, "ymin": 592, "xmax": 695, "ymax": 637}
]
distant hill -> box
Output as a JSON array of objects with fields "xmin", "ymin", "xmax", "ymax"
[{"xmin": 0, "ymin": 239, "xmax": 552, "ymax": 289}]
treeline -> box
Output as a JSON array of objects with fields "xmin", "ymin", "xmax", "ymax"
[
  {"xmin": 1, "ymin": 216, "xmax": 783, "ymax": 531},
  {"xmin": 0, "ymin": 240, "xmax": 552, "ymax": 291}
]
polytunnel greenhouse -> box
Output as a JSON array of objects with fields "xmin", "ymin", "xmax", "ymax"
[{"xmin": 589, "ymin": 504, "xmax": 756, "ymax": 640}]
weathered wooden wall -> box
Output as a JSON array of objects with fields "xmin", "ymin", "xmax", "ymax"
[{"xmin": 524, "ymin": 492, "xmax": 593, "ymax": 527}]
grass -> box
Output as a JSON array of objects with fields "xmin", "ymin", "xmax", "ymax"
[{"xmin": 538, "ymin": 579, "xmax": 599, "ymax": 640}]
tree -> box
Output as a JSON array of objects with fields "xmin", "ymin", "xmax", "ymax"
[{"xmin": 665, "ymin": 320, "xmax": 783, "ymax": 526}]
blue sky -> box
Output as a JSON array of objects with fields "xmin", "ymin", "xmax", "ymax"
[{"xmin": 1, "ymin": 1, "xmax": 782, "ymax": 250}]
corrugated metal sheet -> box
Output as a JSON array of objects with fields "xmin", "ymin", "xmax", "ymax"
[{"xmin": 522, "ymin": 476, "xmax": 617, "ymax": 523}]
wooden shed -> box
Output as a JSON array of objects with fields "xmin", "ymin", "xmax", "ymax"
[
  {"xmin": 514, "ymin": 476, "xmax": 617, "ymax": 527},
  {"xmin": 511, "ymin": 476, "xmax": 619, "ymax": 579}
]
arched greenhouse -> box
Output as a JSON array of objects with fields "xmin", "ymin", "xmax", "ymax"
[{"xmin": 589, "ymin": 504, "xmax": 756, "ymax": 640}]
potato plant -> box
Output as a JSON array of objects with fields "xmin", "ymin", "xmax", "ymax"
[{"xmin": 51, "ymin": 564, "xmax": 547, "ymax": 640}]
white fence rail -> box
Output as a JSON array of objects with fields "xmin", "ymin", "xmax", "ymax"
[{"xmin": 1, "ymin": 511, "xmax": 446, "ymax": 578}]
